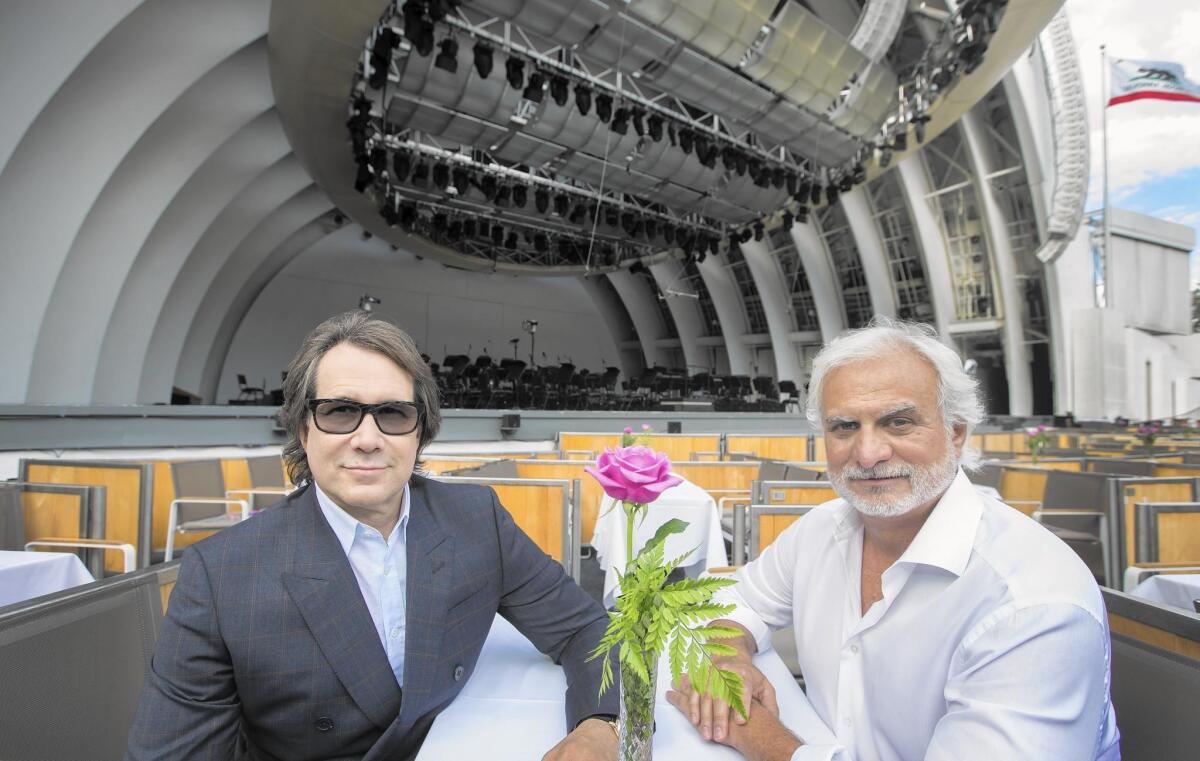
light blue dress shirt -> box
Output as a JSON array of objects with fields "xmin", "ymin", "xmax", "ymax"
[{"xmin": 314, "ymin": 482, "xmax": 409, "ymax": 687}]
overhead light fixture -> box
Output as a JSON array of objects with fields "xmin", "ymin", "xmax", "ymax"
[
  {"xmin": 549, "ymin": 75, "xmax": 569, "ymax": 107},
  {"xmin": 664, "ymin": 225, "xmax": 675, "ymax": 245},
  {"xmin": 432, "ymin": 162, "xmax": 450, "ymax": 190},
  {"xmin": 494, "ymin": 184, "xmax": 511, "ymax": 206},
  {"xmin": 786, "ymin": 173, "xmax": 798, "ymax": 195},
  {"xmin": 473, "ymin": 41, "xmax": 494, "ymax": 78},
  {"xmin": 647, "ymin": 114, "xmax": 663, "ymax": 142},
  {"xmin": 753, "ymin": 221, "xmax": 764, "ymax": 242},
  {"xmin": 505, "ymin": 57, "xmax": 525, "ymax": 90},
  {"xmin": 630, "ymin": 108, "xmax": 646, "ymax": 137},
  {"xmin": 554, "ymin": 193, "xmax": 570, "ymax": 217},
  {"xmin": 595, "ymin": 93, "xmax": 613, "ymax": 123},
  {"xmin": 678, "ymin": 128, "xmax": 694, "ymax": 155},
  {"xmin": 511, "ymin": 184, "xmax": 527, "ymax": 208},
  {"xmin": 826, "ymin": 183, "xmax": 840, "ymax": 206},
  {"xmin": 504, "ymin": 231, "xmax": 519, "ymax": 250},
  {"xmin": 771, "ymin": 167, "xmax": 786, "ymax": 189},
  {"xmin": 739, "ymin": 228, "xmax": 753, "ymax": 244},
  {"xmin": 796, "ymin": 205, "xmax": 809, "ymax": 224},
  {"xmin": 534, "ymin": 187, "xmax": 550, "ymax": 214},
  {"xmin": 451, "ymin": 165, "xmax": 470, "ymax": 193},
  {"xmin": 574, "ymin": 83, "xmax": 593, "ymax": 116},
  {"xmin": 523, "ymin": 69, "xmax": 546, "ymax": 102},
  {"xmin": 892, "ymin": 130, "xmax": 908, "ymax": 152},
  {"xmin": 810, "ymin": 180, "xmax": 823, "ymax": 206},
  {"xmin": 481, "ymin": 174, "xmax": 497, "ymax": 199},
  {"xmin": 878, "ymin": 146, "xmax": 893, "ymax": 168},
  {"xmin": 463, "ymin": 218, "xmax": 477, "ymax": 238},
  {"xmin": 434, "ymin": 38, "xmax": 459, "ymax": 73},
  {"xmin": 392, "ymin": 151, "xmax": 413, "ymax": 181},
  {"xmin": 411, "ymin": 162, "xmax": 429, "ymax": 184},
  {"xmin": 610, "ymin": 107, "xmax": 629, "ymax": 135},
  {"xmin": 782, "ymin": 211, "xmax": 794, "ymax": 229},
  {"xmin": 491, "ymin": 223, "xmax": 504, "ymax": 245}
]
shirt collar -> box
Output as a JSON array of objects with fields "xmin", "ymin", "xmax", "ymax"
[
  {"xmin": 314, "ymin": 481, "xmax": 410, "ymax": 556},
  {"xmin": 894, "ymin": 469, "xmax": 981, "ymax": 577}
]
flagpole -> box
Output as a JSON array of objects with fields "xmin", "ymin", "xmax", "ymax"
[{"xmin": 1101, "ymin": 44, "xmax": 1112, "ymax": 309}]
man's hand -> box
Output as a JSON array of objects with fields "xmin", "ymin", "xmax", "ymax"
[
  {"xmin": 541, "ymin": 717, "xmax": 618, "ymax": 760},
  {"xmin": 665, "ymin": 694, "xmax": 802, "ymax": 761}
]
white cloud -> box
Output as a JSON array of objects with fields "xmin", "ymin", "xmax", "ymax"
[{"xmin": 1064, "ymin": 0, "xmax": 1200, "ymax": 205}]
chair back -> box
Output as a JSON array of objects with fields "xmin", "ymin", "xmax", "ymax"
[
  {"xmin": 0, "ymin": 565, "xmax": 167, "ymax": 761},
  {"xmin": 0, "ymin": 484, "xmax": 26, "ymax": 551},
  {"xmin": 1102, "ymin": 588, "xmax": 1200, "ymax": 761},
  {"xmin": 1042, "ymin": 469, "xmax": 1109, "ymax": 508},
  {"xmin": 170, "ymin": 460, "xmax": 227, "ymax": 522},
  {"xmin": 1090, "ymin": 459, "xmax": 1156, "ymax": 477},
  {"xmin": 246, "ymin": 455, "xmax": 286, "ymax": 488}
]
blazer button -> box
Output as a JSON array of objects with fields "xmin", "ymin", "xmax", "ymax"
[
  {"xmin": 453, "ymin": 665, "xmax": 465, "ymax": 682},
  {"xmin": 315, "ymin": 716, "xmax": 334, "ymax": 732}
]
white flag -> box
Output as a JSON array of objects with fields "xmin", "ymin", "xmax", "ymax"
[{"xmin": 1108, "ymin": 58, "xmax": 1200, "ymax": 107}]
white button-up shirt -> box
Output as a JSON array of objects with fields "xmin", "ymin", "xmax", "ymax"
[
  {"xmin": 315, "ymin": 482, "xmax": 410, "ymax": 687},
  {"xmin": 721, "ymin": 471, "xmax": 1121, "ymax": 761}
]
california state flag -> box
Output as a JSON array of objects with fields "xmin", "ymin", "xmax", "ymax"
[{"xmin": 1108, "ymin": 58, "xmax": 1200, "ymax": 107}]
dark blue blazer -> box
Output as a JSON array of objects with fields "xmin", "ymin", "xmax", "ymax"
[{"xmin": 126, "ymin": 474, "xmax": 616, "ymax": 760}]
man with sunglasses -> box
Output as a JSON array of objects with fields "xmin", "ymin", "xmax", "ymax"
[{"xmin": 128, "ymin": 311, "xmax": 618, "ymax": 761}]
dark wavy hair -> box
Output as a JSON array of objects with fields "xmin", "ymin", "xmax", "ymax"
[{"xmin": 280, "ymin": 311, "xmax": 441, "ymax": 485}]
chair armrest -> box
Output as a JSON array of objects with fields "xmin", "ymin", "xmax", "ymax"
[
  {"xmin": 25, "ymin": 538, "xmax": 136, "ymax": 573},
  {"xmin": 170, "ymin": 497, "xmax": 251, "ymax": 520},
  {"xmin": 226, "ymin": 488, "xmax": 292, "ymax": 499},
  {"xmin": 705, "ymin": 566, "xmax": 739, "ymax": 575}
]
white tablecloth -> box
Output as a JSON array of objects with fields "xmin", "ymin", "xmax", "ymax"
[
  {"xmin": 591, "ymin": 476, "xmax": 729, "ymax": 608},
  {"xmin": 417, "ymin": 616, "xmax": 836, "ymax": 760},
  {"xmin": 1131, "ymin": 573, "xmax": 1200, "ymax": 612},
  {"xmin": 0, "ymin": 550, "xmax": 95, "ymax": 607}
]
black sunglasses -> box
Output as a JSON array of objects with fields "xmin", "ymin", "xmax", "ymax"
[{"xmin": 307, "ymin": 398, "xmax": 422, "ymax": 436}]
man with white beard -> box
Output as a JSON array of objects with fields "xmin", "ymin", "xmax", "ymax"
[{"xmin": 667, "ymin": 319, "xmax": 1121, "ymax": 761}]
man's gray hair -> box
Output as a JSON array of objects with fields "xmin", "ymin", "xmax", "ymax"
[
  {"xmin": 280, "ymin": 311, "xmax": 441, "ymax": 485},
  {"xmin": 804, "ymin": 317, "xmax": 985, "ymax": 469}
]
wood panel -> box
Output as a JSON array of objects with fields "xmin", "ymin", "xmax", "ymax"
[
  {"xmin": 1154, "ymin": 512, "xmax": 1200, "ymax": 563},
  {"xmin": 762, "ymin": 485, "xmax": 837, "ymax": 506},
  {"xmin": 757, "ymin": 514, "xmax": 804, "ymax": 554},
  {"xmin": 672, "ymin": 463, "xmax": 760, "ymax": 494},
  {"xmin": 1109, "ymin": 614, "xmax": 1200, "ymax": 661},
  {"xmin": 489, "ymin": 483, "xmax": 564, "ymax": 563},
  {"xmin": 19, "ymin": 492, "xmax": 84, "ymax": 543},
  {"xmin": 982, "ymin": 432, "xmax": 1018, "ymax": 453},
  {"xmin": 420, "ymin": 457, "xmax": 500, "ymax": 475},
  {"xmin": 512, "ymin": 461, "xmax": 601, "ymax": 544},
  {"xmin": 812, "ymin": 436, "xmax": 826, "ymax": 462},
  {"xmin": 998, "ymin": 468, "xmax": 1047, "ymax": 506},
  {"xmin": 1151, "ymin": 465, "xmax": 1200, "ymax": 478},
  {"xmin": 1123, "ymin": 482, "xmax": 1194, "ymax": 564},
  {"xmin": 725, "ymin": 436, "xmax": 809, "ymax": 463},
  {"xmin": 160, "ymin": 580, "xmax": 176, "ymax": 614},
  {"xmin": 558, "ymin": 433, "xmax": 722, "ymax": 465},
  {"xmin": 221, "ymin": 459, "xmax": 252, "ymax": 494},
  {"xmin": 25, "ymin": 463, "xmax": 143, "ymax": 573}
]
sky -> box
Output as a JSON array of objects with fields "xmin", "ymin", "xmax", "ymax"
[{"xmin": 1063, "ymin": 0, "xmax": 1200, "ymax": 282}]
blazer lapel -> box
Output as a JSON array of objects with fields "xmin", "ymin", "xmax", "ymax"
[
  {"xmin": 396, "ymin": 476, "xmax": 453, "ymax": 727},
  {"xmin": 282, "ymin": 488, "xmax": 403, "ymax": 730}
]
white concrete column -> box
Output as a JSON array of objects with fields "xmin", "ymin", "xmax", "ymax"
[
  {"xmin": 607, "ymin": 268, "xmax": 670, "ymax": 369},
  {"xmin": 649, "ymin": 259, "xmax": 704, "ymax": 373},
  {"xmin": 788, "ymin": 222, "xmax": 845, "ymax": 343},
  {"xmin": 578, "ymin": 275, "xmax": 642, "ymax": 381},
  {"xmin": 696, "ymin": 255, "xmax": 753, "ymax": 375},
  {"xmin": 738, "ymin": 238, "xmax": 804, "ymax": 383},
  {"xmin": 840, "ymin": 187, "xmax": 897, "ymax": 318},
  {"xmin": 895, "ymin": 158, "xmax": 955, "ymax": 342},
  {"xmin": 960, "ymin": 111, "xmax": 1034, "ymax": 415}
]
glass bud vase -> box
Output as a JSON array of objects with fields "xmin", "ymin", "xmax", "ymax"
[{"xmin": 618, "ymin": 648, "xmax": 658, "ymax": 761}]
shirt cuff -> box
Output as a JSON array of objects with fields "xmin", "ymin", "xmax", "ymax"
[
  {"xmin": 791, "ymin": 743, "xmax": 850, "ymax": 761},
  {"xmin": 720, "ymin": 604, "xmax": 774, "ymax": 655}
]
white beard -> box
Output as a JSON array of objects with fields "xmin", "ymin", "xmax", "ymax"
[{"xmin": 828, "ymin": 444, "xmax": 959, "ymax": 518}]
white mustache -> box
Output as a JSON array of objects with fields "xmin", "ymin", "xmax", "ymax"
[{"xmin": 842, "ymin": 465, "xmax": 914, "ymax": 480}]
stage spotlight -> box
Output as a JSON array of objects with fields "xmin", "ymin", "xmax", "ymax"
[
  {"xmin": 810, "ymin": 180, "xmax": 823, "ymax": 206},
  {"xmin": 447, "ymin": 220, "xmax": 462, "ymax": 241},
  {"xmin": 504, "ymin": 231, "xmax": 518, "ymax": 250},
  {"xmin": 852, "ymin": 163, "xmax": 866, "ymax": 185},
  {"xmin": 611, "ymin": 107, "xmax": 629, "ymax": 135},
  {"xmin": 786, "ymin": 173, "xmax": 798, "ymax": 195},
  {"xmin": 707, "ymin": 235, "xmax": 719, "ymax": 257},
  {"xmin": 826, "ymin": 183, "xmax": 840, "ymax": 206},
  {"xmin": 401, "ymin": 2, "xmax": 425, "ymax": 44},
  {"xmin": 550, "ymin": 75, "xmax": 569, "ymax": 107},
  {"xmin": 679, "ymin": 229, "xmax": 694, "ymax": 256},
  {"xmin": 794, "ymin": 177, "xmax": 811, "ymax": 202},
  {"xmin": 481, "ymin": 174, "xmax": 498, "ymax": 199},
  {"xmin": 491, "ymin": 224, "xmax": 504, "ymax": 245},
  {"xmin": 693, "ymin": 134, "xmax": 709, "ymax": 162},
  {"xmin": 604, "ymin": 206, "xmax": 619, "ymax": 227},
  {"xmin": 630, "ymin": 108, "xmax": 646, "ymax": 137},
  {"xmin": 595, "ymin": 93, "xmax": 613, "ymax": 123},
  {"xmin": 370, "ymin": 147, "xmax": 388, "ymax": 176},
  {"xmin": 511, "ymin": 183, "xmax": 527, "ymax": 208},
  {"xmin": 574, "ymin": 83, "xmax": 592, "ymax": 116},
  {"xmin": 728, "ymin": 231, "xmax": 740, "ymax": 250},
  {"xmin": 505, "ymin": 57, "xmax": 525, "ymax": 90},
  {"xmin": 451, "ymin": 165, "xmax": 470, "ymax": 193},
  {"xmin": 771, "ymin": 167, "xmax": 786, "ymax": 189},
  {"xmin": 621, "ymin": 211, "xmax": 636, "ymax": 236},
  {"xmin": 432, "ymin": 212, "xmax": 447, "ymax": 234},
  {"xmin": 663, "ymin": 224, "xmax": 675, "ymax": 245},
  {"xmin": 878, "ymin": 146, "xmax": 893, "ymax": 168},
  {"xmin": 914, "ymin": 115, "xmax": 929, "ymax": 144},
  {"xmin": 463, "ymin": 218, "xmax": 477, "ymax": 238},
  {"xmin": 892, "ymin": 130, "xmax": 908, "ymax": 152},
  {"xmin": 494, "ymin": 184, "xmax": 511, "ymax": 206},
  {"xmin": 393, "ymin": 151, "xmax": 413, "ymax": 181},
  {"xmin": 534, "ymin": 233, "xmax": 548, "ymax": 253},
  {"xmin": 473, "ymin": 41, "xmax": 494, "ymax": 78},
  {"xmin": 678, "ymin": 128, "xmax": 694, "ymax": 155},
  {"xmin": 644, "ymin": 218, "xmax": 657, "ymax": 240},
  {"xmin": 838, "ymin": 174, "xmax": 853, "ymax": 193},
  {"xmin": 427, "ymin": 0, "xmax": 450, "ymax": 22},
  {"xmin": 734, "ymin": 152, "xmax": 748, "ymax": 176},
  {"xmin": 782, "ymin": 211, "xmax": 794, "ymax": 229},
  {"xmin": 667, "ymin": 123, "xmax": 678, "ymax": 146},
  {"xmin": 629, "ymin": 260, "xmax": 647, "ymax": 275},
  {"xmin": 739, "ymin": 228, "xmax": 753, "ymax": 244},
  {"xmin": 569, "ymin": 203, "xmax": 587, "ymax": 224},
  {"xmin": 411, "ymin": 162, "xmax": 429, "ymax": 184},
  {"xmin": 434, "ymin": 38, "xmax": 459, "ymax": 73},
  {"xmin": 413, "ymin": 21, "xmax": 434, "ymax": 57},
  {"xmin": 399, "ymin": 201, "xmax": 419, "ymax": 229},
  {"xmin": 535, "ymin": 187, "xmax": 550, "ymax": 214},
  {"xmin": 721, "ymin": 146, "xmax": 737, "ymax": 171},
  {"xmin": 647, "ymin": 114, "xmax": 663, "ymax": 142},
  {"xmin": 432, "ymin": 162, "xmax": 450, "ymax": 190},
  {"xmin": 753, "ymin": 221, "xmax": 764, "ymax": 242},
  {"xmin": 699, "ymin": 143, "xmax": 718, "ymax": 169},
  {"xmin": 796, "ymin": 205, "xmax": 809, "ymax": 224},
  {"xmin": 523, "ymin": 69, "xmax": 546, "ymax": 102},
  {"xmin": 554, "ymin": 193, "xmax": 570, "ymax": 217}
]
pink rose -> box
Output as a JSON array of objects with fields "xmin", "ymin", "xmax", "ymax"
[
  {"xmin": 586, "ymin": 446, "xmax": 682, "ymax": 504},
  {"xmin": 623, "ymin": 426, "xmax": 634, "ymax": 434}
]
